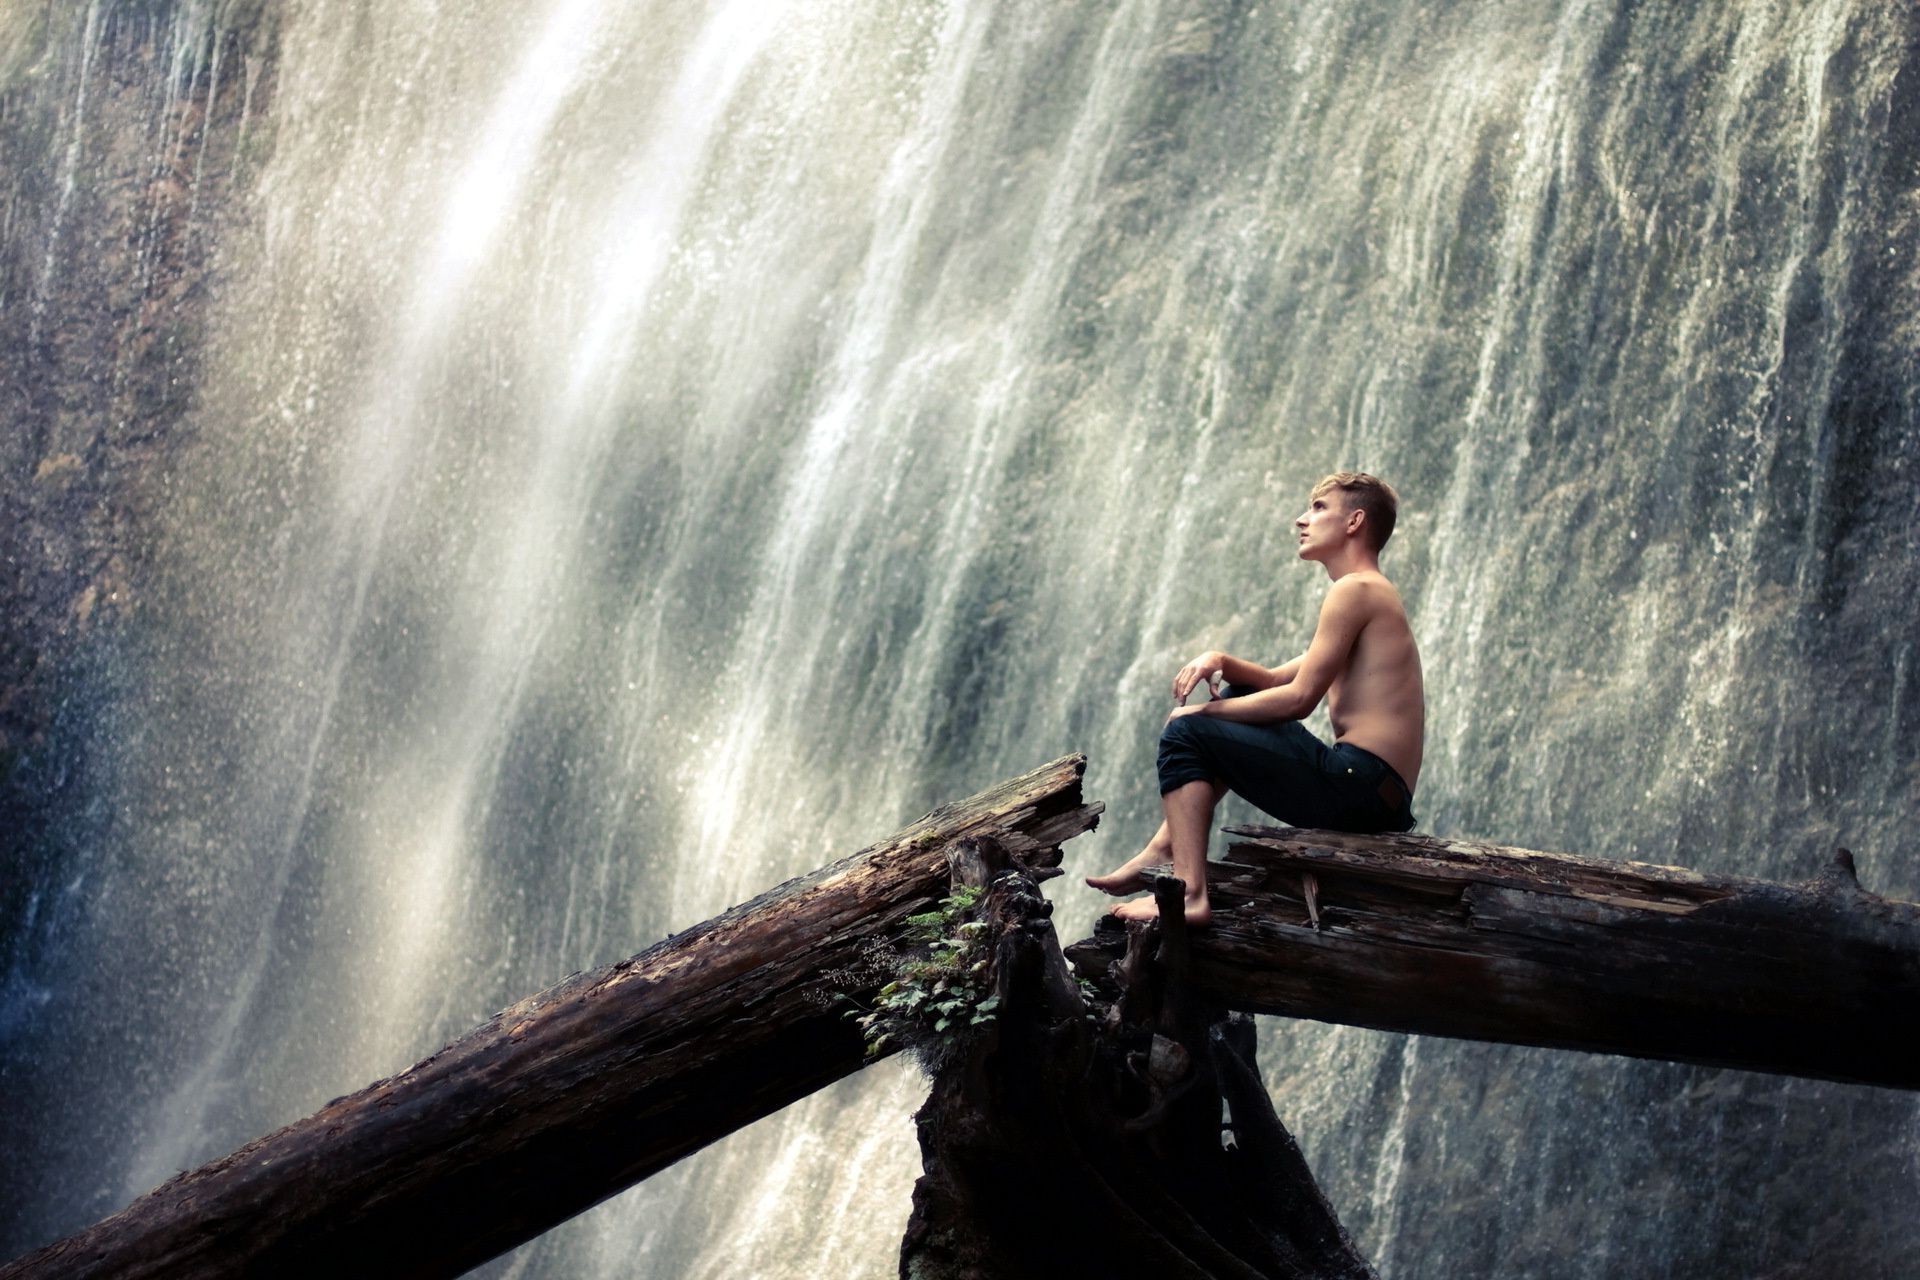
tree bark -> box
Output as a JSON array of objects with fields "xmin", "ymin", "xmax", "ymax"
[
  {"xmin": 3, "ymin": 757, "xmax": 1101, "ymax": 1280},
  {"xmin": 901, "ymin": 841, "xmax": 1374, "ymax": 1280},
  {"xmin": 1068, "ymin": 827, "xmax": 1920, "ymax": 1091}
]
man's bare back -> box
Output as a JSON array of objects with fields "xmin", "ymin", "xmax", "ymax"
[
  {"xmin": 1089, "ymin": 472, "xmax": 1424, "ymax": 926},
  {"xmin": 1320, "ymin": 570, "xmax": 1424, "ymax": 792}
]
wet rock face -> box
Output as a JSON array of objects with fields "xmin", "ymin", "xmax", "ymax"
[
  {"xmin": 0, "ymin": 7, "xmax": 277, "ymax": 1028},
  {"xmin": 0, "ymin": 10, "xmax": 273, "ymax": 750}
]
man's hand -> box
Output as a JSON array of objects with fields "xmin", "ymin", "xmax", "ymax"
[
  {"xmin": 1166, "ymin": 701, "xmax": 1211, "ymax": 722},
  {"xmin": 1173, "ymin": 651, "xmax": 1225, "ymax": 704}
]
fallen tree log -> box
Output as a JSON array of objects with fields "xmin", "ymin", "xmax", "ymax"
[
  {"xmin": 3, "ymin": 756, "xmax": 1102, "ymax": 1280},
  {"xmin": 1068, "ymin": 828, "xmax": 1920, "ymax": 1091},
  {"xmin": 900, "ymin": 838, "xmax": 1374, "ymax": 1279}
]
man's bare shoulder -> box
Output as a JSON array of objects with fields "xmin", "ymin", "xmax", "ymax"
[{"xmin": 1325, "ymin": 570, "xmax": 1407, "ymax": 618}]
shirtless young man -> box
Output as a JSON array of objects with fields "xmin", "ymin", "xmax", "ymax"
[{"xmin": 1087, "ymin": 472, "xmax": 1425, "ymax": 925}]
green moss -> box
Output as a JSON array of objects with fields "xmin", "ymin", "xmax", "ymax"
[{"xmin": 848, "ymin": 885, "xmax": 1000, "ymax": 1072}]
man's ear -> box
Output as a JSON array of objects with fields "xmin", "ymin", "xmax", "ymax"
[{"xmin": 1346, "ymin": 508, "xmax": 1366, "ymax": 537}]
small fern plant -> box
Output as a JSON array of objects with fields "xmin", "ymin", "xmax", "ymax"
[{"xmin": 849, "ymin": 884, "xmax": 1003, "ymax": 1072}]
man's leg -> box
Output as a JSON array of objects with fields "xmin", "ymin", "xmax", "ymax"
[
  {"xmin": 1086, "ymin": 781, "xmax": 1225, "ymax": 895},
  {"xmin": 1090, "ymin": 687, "xmax": 1278, "ymax": 907},
  {"xmin": 1095, "ymin": 706, "xmax": 1343, "ymax": 922},
  {"xmin": 1109, "ymin": 778, "xmax": 1217, "ymax": 925}
]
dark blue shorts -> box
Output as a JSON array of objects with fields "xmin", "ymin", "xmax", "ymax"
[{"xmin": 1156, "ymin": 685, "xmax": 1416, "ymax": 833}]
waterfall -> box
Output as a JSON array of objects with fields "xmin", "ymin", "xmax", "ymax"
[{"xmin": 4, "ymin": 0, "xmax": 1916, "ymax": 1275}]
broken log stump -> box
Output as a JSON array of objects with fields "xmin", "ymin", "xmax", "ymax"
[
  {"xmin": 1069, "ymin": 828, "xmax": 1920, "ymax": 1090},
  {"xmin": 2, "ymin": 757, "xmax": 1102, "ymax": 1280},
  {"xmin": 900, "ymin": 841, "xmax": 1373, "ymax": 1279}
]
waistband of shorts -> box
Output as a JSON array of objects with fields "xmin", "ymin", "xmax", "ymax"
[{"xmin": 1335, "ymin": 742, "xmax": 1413, "ymax": 803}]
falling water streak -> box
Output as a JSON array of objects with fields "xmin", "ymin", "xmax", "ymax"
[
  {"xmin": 1783, "ymin": 4, "xmax": 1854, "ymax": 605},
  {"xmin": 184, "ymin": 28, "xmax": 219, "ymax": 228},
  {"xmin": 331, "ymin": 0, "xmax": 609, "ymax": 535},
  {"xmin": 1889, "ymin": 645, "xmax": 1911, "ymax": 765},
  {"xmin": 353, "ymin": 0, "xmax": 790, "ymax": 1049},
  {"xmin": 1683, "ymin": 1, "xmax": 1851, "ymax": 810},
  {"xmin": 228, "ymin": 47, "xmax": 263, "ymax": 187},
  {"xmin": 27, "ymin": 0, "xmax": 104, "ymax": 347},
  {"xmin": 892, "ymin": 0, "xmax": 1167, "ymax": 723},
  {"xmin": 123, "ymin": 0, "xmax": 620, "ymax": 1177},
  {"xmin": 1428, "ymin": 1, "xmax": 1587, "ymax": 637},
  {"xmin": 311, "ymin": 0, "xmax": 621, "ymax": 1049},
  {"xmin": 673, "ymin": 0, "xmax": 994, "ymax": 923},
  {"xmin": 508, "ymin": 0, "xmax": 796, "ymax": 643},
  {"xmin": 679, "ymin": 0, "xmax": 1179, "ymax": 920},
  {"xmin": 1366, "ymin": 1039, "xmax": 1420, "ymax": 1279},
  {"xmin": 558, "ymin": 0, "xmax": 790, "ymax": 416}
]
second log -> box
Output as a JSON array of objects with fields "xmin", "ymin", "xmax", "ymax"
[{"xmin": 1071, "ymin": 828, "xmax": 1920, "ymax": 1091}]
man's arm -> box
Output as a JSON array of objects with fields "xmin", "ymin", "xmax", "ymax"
[
  {"xmin": 1265, "ymin": 655, "xmax": 1305, "ymax": 686},
  {"xmin": 1184, "ymin": 579, "xmax": 1374, "ymax": 725},
  {"xmin": 1172, "ymin": 650, "xmax": 1303, "ymax": 701}
]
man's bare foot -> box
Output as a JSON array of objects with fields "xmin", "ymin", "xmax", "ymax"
[
  {"xmin": 1085, "ymin": 847, "xmax": 1172, "ymax": 896},
  {"xmin": 1109, "ymin": 893, "xmax": 1213, "ymax": 927}
]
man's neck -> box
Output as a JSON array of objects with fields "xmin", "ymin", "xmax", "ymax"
[{"xmin": 1320, "ymin": 545, "xmax": 1382, "ymax": 581}]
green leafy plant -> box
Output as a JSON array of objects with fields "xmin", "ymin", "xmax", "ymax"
[{"xmin": 848, "ymin": 884, "xmax": 1003, "ymax": 1072}]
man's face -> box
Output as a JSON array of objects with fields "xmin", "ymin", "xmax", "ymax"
[{"xmin": 1295, "ymin": 490, "xmax": 1351, "ymax": 561}]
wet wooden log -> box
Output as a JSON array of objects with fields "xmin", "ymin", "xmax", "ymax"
[
  {"xmin": 901, "ymin": 841, "xmax": 1374, "ymax": 1279},
  {"xmin": 2, "ymin": 757, "xmax": 1102, "ymax": 1280},
  {"xmin": 1069, "ymin": 828, "xmax": 1920, "ymax": 1090}
]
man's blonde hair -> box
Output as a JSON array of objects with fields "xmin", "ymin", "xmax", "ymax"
[{"xmin": 1312, "ymin": 472, "xmax": 1399, "ymax": 551}]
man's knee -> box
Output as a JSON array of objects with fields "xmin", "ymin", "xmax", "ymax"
[
  {"xmin": 1157, "ymin": 715, "xmax": 1218, "ymax": 795},
  {"xmin": 1159, "ymin": 715, "xmax": 1201, "ymax": 751}
]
